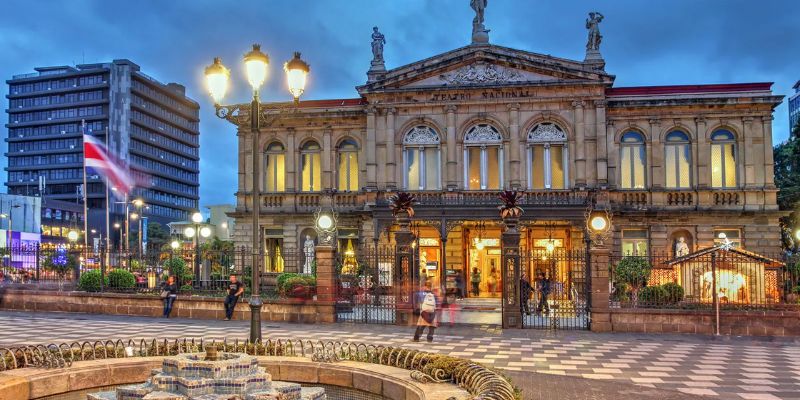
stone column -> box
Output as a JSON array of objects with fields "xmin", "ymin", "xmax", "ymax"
[
  {"xmin": 501, "ymin": 217, "xmax": 522, "ymax": 329},
  {"xmin": 508, "ymin": 104, "xmax": 521, "ymax": 189},
  {"xmin": 763, "ymin": 116, "xmax": 775, "ymax": 187},
  {"xmin": 649, "ymin": 118, "xmax": 662, "ymax": 189},
  {"xmin": 385, "ymin": 108, "xmax": 397, "ymax": 189},
  {"xmin": 695, "ymin": 117, "xmax": 709, "ymax": 189},
  {"xmin": 589, "ymin": 242, "xmax": 612, "ymax": 332},
  {"xmin": 573, "ymin": 101, "xmax": 586, "ymax": 187},
  {"xmin": 322, "ymin": 128, "xmax": 332, "ymax": 190},
  {"xmin": 366, "ymin": 107, "xmax": 378, "ymax": 190},
  {"xmin": 446, "ymin": 105, "xmax": 458, "ymax": 189},
  {"xmin": 286, "ymin": 129, "xmax": 296, "ymax": 192},
  {"xmin": 606, "ymin": 120, "xmax": 616, "ymax": 188},
  {"xmin": 394, "ymin": 212, "xmax": 415, "ymax": 326},
  {"xmin": 743, "ymin": 117, "xmax": 755, "ymax": 188},
  {"xmin": 595, "ymin": 101, "xmax": 608, "ymax": 187},
  {"xmin": 314, "ymin": 243, "xmax": 337, "ymax": 322}
]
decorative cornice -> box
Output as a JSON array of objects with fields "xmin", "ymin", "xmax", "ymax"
[
  {"xmin": 445, "ymin": 104, "xmax": 458, "ymax": 113},
  {"xmin": 507, "ymin": 103, "xmax": 520, "ymax": 111},
  {"xmin": 695, "ymin": 116, "xmax": 707, "ymax": 125},
  {"xmin": 593, "ymin": 100, "xmax": 607, "ymax": 108},
  {"xmin": 648, "ymin": 118, "xmax": 661, "ymax": 126},
  {"xmin": 439, "ymin": 62, "xmax": 524, "ymax": 85},
  {"xmin": 742, "ymin": 116, "xmax": 754, "ymax": 124},
  {"xmin": 572, "ymin": 100, "xmax": 585, "ymax": 109}
]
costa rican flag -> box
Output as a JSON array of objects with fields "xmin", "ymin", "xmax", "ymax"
[{"xmin": 83, "ymin": 134, "xmax": 135, "ymax": 196}]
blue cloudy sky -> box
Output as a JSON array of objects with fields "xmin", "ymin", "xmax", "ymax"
[{"xmin": 1, "ymin": 0, "xmax": 798, "ymax": 206}]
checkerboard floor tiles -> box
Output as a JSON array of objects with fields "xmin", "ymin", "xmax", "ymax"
[{"xmin": 1, "ymin": 311, "xmax": 799, "ymax": 399}]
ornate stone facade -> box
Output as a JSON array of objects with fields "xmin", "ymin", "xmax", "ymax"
[{"xmin": 225, "ymin": 34, "xmax": 784, "ymax": 280}]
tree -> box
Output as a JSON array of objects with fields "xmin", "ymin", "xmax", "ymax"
[
  {"xmin": 775, "ymin": 119, "xmax": 800, "ymax": 252},
  {"xmin": 131, "ymin": 221, "xmax": 170, "ymax": 252},
  {"xmin": 201, "ymin": 237, "xmax": 235, "ymax": 278},
  {"xmin": 614, "ymin": 256, "xmax": 652, "ymax": 306}
]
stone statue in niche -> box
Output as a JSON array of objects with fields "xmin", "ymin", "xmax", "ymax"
[
  {"xmin": 675, "ymin": 236, "xmax": 690, "ymax": 257},
  {"xmin": 303, "ymin": 235, "xmax": 315, "ymax": 274}
]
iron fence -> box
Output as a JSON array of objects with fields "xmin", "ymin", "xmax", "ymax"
[
  {"xmin": 335, "ymin": 245, "xmax": 398, "ymax": 324},
  {"xmin": 520, "ymin": 248, "xmax": 589, "ymax": 330},
  {"xmin": 0, "ymin": 245, "xmax": 299, "ymax": 298},
  {"xmin": 608, "ymin": 248, "xmax": 798, "ymax": 310}
]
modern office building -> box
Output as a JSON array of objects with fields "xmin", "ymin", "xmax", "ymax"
[
  {"xmin": 5, "ymin": 59, "xmax": 200, "ymax": 243},
  {"xmin": 790, "ymin": 80, "xmax": 800, "ymax": 131},
  {"xmin": 40, "ymin": 198, "xmax": 84, "ymax": 246}
]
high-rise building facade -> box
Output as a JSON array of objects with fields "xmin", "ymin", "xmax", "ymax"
[
  {"xmin": 790, "ymin": 80, "xmax": 800, "ymax": 130},
  {"xmin": 5, "ymin": 59, "xmax": 200, "ymax": 239}
]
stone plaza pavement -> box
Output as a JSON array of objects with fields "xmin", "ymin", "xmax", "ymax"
[{"xmin": 0, "ymin": 311, "xmax": 799, "ymax": 399}]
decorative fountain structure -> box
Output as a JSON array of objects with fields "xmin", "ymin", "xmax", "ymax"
[{"xmin": 88, "ymin": 346, "xmax": 326, "ymax": 400}]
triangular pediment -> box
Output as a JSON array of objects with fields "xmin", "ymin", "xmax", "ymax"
[{"xmin": 357, "ymin": 44, "xmax": 614, "ymax": 94}]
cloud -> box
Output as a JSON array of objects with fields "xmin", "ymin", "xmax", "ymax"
[{"xmin": 1, "ymin": 0, "xmax": 797, "ymax": 206}]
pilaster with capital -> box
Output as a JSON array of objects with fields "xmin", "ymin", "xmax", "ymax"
[
  {"xmin": 573, "ymin": 101, "xmax": 586, "ymax": 187},
  {"xmin": 743, "ymin": 116, "xmax": 756, "ymax": 187},
  {"xmin": 322, "ymin": 128, "xmax": 333, "ymax": 189},
  {"xmin": 648, "ymin": 118, "xmax": 662, "ymax": 189},
  {"xmin": 763, "ymin": 116, "xmax": 775, "ymax": 187},
  {"xmin": 286, "ymin": 129, "xmax": 296, "ymax": 192},
  {"xmin": 366, "ymin": 107, "xmax": 377, "ymax": 189},
  {"xmin": 595, "ymin": 101, "xmax": 608, "ymax": 185},
  {"xmin": 446, "ymin": 105, "xmax": 458, "ymax": 189},
  {"xmin": 605, "ymin": 120, "xmax": 616, "ymax": 188},
  {"xmin": 508, "ymin": 103, "xmax": 521, "ymax": 188},
  {"xmin": 385, "ymin": 108, "xmax": 397, "ymax": 189},
  {"xmin": 695, "ymin": 117, "xmax": 709, "ymax": 189}
]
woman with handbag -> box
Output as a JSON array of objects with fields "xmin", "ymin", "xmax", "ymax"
[
  {"xmin": 161, "ymin": 276, "xmax": 178, "ymax": 318},
  {"xmin": 413, "ymin": 284, "xmax": 438, "ymax": 342}
]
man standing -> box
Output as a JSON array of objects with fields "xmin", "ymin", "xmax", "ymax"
[
  {"xmin": 520, "ymin": 272, "xmax": 533, "ymax": 316},
  {"xmin": 535, "ymin": 272, "xmax": 551, "ymax": 316},
  {"xmin": 224, "ymin": 274, "xmax": 244, "ymax": 321}
]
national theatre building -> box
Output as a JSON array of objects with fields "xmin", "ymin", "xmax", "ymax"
[{"xmin": 225, "ymin": 8, "xmax": 783, "ymax": 299}]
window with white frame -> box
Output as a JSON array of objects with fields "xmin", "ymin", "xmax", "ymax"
[
  {"xmin": 620, "ymin": 131, "xmax": 646, "ymax": 189},
  {"xmin": 300, "ymin": 140, "xmax": 321, "ymax": 192},
  {"xmin": 713, "ymin": 228, "xmax": 741, "ymax": 248},
  {"xmin": 403, "ymin": 126, "xmax": 441, "ymax": 190},
  {"xmin": 264, "ymin": 142, "xmax": 285, "ymax": 192},
  {"xmin": 664, "ymin": 130, "xmax": 691, "ymax": 189},
  {"xmin": 527, "ymin": 123, "xmax": 568, "ymax": 189},
  {"xmin": 710, "ymin": 129, "xmax": 737, "ymax": 188},
  {"xmin": 463, "ymin": 124, "xmax": 503, "ymax": 190},
  {"xmin": 621, "ymin": 229, "xmax": 648, "ymax": 256},
  {"xmin": 337, "ymin": 139, "xmax": 359, "ymax": 192}
]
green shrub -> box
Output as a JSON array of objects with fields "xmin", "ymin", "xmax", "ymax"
[
  {"xmin": 638, "ymin": 285, "xmax": 669, "ymax": 307},
  {"xmin": 180, "ymin": 284, "xmax": 193, "ymax": 292},
  {"xmin": 107, "ymin": 269, "xmax": 136, "ymax": 289},
  {"xmin": 276, "ymin": 273, "xmax": 300, "ymax": 292},
  {"xmin": 661, "ymin": 282, "xmax": 684, "ymax": 304},
  {"xmin": 164, "ymin": 257, "xmax": 193, "ymax": 285},
  {"xmin": 614, "ymin": 257, "xmax": 652, "ymax": 304},
  {"xmin": 793, "ymin": 286, "xmax": 800, "ymax": 294},
  {"xmin": 78, "ymin": 270, "xmax": 108, "ymax": 292},
  {"xmin": 279, "ymin": 275, "xmax": 316, "ymax": 296}
]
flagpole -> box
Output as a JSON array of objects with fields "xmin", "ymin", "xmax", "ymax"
[
  {"xmin": 81, "ymin": 120, "xmax": 89, "ymax": 252},
  {"xmin": 105, "ymin": 126, "xmax": 111, "ymax": 265}
]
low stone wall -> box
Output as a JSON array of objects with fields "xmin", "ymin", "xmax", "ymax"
[
  {"xmin": 0, "ymin": 289, "xmax": 335, "ymax": 324},
  {"xmin": 606, "ymin": 308, "xmax": 800, "ymax": 336},
  {"xmin": 0, "ymin": 356, "xmax": 468, "ymax": 400}
]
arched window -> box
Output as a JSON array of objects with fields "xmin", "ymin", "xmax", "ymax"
[
  {"xmin": 300, "ymin": 140, "xmax": 321, "ymax": 192},
  {"xmin": 664, "ymin": 130, "xmax": 691, "ymax": 189},
  {"xmin": 264, "ymin": 142, "xmax": 285, "ymax": 192},
  {"xmin": 527, "ymin": 123, "xmax": 568, "ymax": 189},
  {"xmin": 337, "ymin": 139, "xmax": 359, "ymax": 192},
  {"xmin": 403, "ymin": 126, "xmax": 441, "ymax": 190},
  {"xmin": 620, "ymin": 131, "xmax": 646, "ymax": 189},
  {"xmin": 711, "ymin": 129, "xmax": 737, "ymax": 188},
  {"xmin": 463, "ymin": 124, "xmax": 503, "ymax": 190}
]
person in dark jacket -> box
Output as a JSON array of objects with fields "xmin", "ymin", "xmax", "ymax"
[
  {"xmin": 535, "ymin": 272, "xmax": 551, "ymax": 315},
  {"xmin": 162, "ymin": 276, "xmax": 178, "ymax": 318},
  {"xmin": 520, "ymin": 272, "xmax": 533, "ymax": 315}
]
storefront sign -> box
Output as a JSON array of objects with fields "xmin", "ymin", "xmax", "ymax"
[{"xmin": 419, "ymin": 238, "xmax": 440, "ymax": 247}]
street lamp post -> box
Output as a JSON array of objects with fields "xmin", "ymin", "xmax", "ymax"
[{"xmin": 205, "ymin": 44, "xmax": 310, "ymax": 343}]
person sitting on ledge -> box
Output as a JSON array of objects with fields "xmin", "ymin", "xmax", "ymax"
[{"xmin": 224, "ymin": 274, "xmax": 245, "ymax": 321}]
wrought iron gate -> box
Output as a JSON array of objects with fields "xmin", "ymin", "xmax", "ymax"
[
  {"xmin": 521, "ymin": 249, "xmax": 589, "ymax": 330},
  {"xmin": 335, "ymin": 245, "xmax": 397, "ymax": 324}
]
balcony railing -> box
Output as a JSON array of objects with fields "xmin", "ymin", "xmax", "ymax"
[{"xmin": 376, "ymin": 190, "xmax": 589, "ymax": 207}]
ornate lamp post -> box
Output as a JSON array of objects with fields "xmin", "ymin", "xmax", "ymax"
[
  {"xmin": 185, "ymin": 212, "xmax": 212, "ymax": 285},
  {"xmin": 204, "ymin": 45, "xmax": 310, "ymax": 343}
]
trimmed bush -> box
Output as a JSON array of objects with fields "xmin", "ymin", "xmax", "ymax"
[
  {"xmin": 638, "ymin": 285, "xmax": 669, "ymax": 307},
  {"xmin": 107, "ymin": 269, "xmax": 136, "ymax": 289},
  {"xmin": 279, "ymin": 274, "xmax": 316, "ymax": 298},
  {"xmin": 614, "ymin": 256, "xmax": 652, "ymax": 304},
  {"xmin": 661, "ymin": 282, "xmax": 684, "ymax": 304},
  {"xmin": 180, "ymin": 284, "xmax": 193, "ymax": 292},
  {"xmin": 78, "ymin": 270, "xmax": 108, "ymax": 292},
  {"xmin": 276, "ymin": 273, "xmax": 300, "ymax": 292}
]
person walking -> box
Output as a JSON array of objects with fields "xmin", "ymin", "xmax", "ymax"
[
  {"xmin": 413, "ymin": 283, "xmax": 438, "ymax": 342},
  {"xmin": 535, "ymin": 272, "xmax": 551, "ymax": 315},
  {"xmin": 223, "ymin": 274, "xmax": 244, "ymax": 321},
  {"xmin": 487, "ymin": 263, "xmax": 498, "ymax": 297},
  {"xmin": 470, "ymin": 267, "xmax": 481, "ymax": 297},
  {"xmin": 520, "ymin": 272, "xmax": 533, "ymax": 316},
  {"xmin": 161, "ymin": 276, "xmax": 178, "ymax": 318}
]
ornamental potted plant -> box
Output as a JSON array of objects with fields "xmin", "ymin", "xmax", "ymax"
[
  {"xmin": 498, "ymin": 190, "xmax": 524, "ymax": 219},
  {"xmin": 388, "ymin": 192, "xmax": 417, "ymax": 218}
]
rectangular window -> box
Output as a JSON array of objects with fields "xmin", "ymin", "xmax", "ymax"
[
  {"xmin": 337, "ymin": 152, "xmax": 358, "ymax": 192},
  {"xmin": 424, "ymin": 147, "xmax": 439, "ymax": 190},
  {"xmin": 621, "ymin": 146, "xmax": 645, "ymax": 189},
  {"xmin": 265, "ymin": 153, "xmax": 285, "ymax": 192},
  {"xmin": 468, "ymin": 147, "xmax": 481, "ymax": 190},
  {"xmin": 713, "ymin": 229, "xmax": 741, "ymax": 248},
  {"xmin": 550, "ymin": 146, "xmax": 564, "ymax": 189},
  {"xmin": 621, "ymin": 229, "xmax": 648, "ymax": 256},
  {"xmin": 486, "ymin": 147, "xmax": 500, "ymax": 189},
  {"xmin": 300, "ymin": 153, "xmax": 320, "ymax": 192},
  {"xmin": 712, "ymin": 143, "xmax": 737, "ymax": 188},
  {"xmin": 531, "ymin": 146, "xmax": 545, "ymax": 189},
  {"xmin": 406, "ymin": 149, "xmax": 420, "ymax": 190}
]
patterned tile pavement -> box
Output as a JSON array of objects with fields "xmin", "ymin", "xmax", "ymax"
[{"xmin": 1, "ymin": 311, "xmax": 799, "ymax": 399}]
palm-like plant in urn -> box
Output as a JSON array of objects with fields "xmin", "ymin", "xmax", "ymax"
[
  {"xmin": 498, "ymin": 190, "xmax": 524, "ymax": 219},
  {"xmin": 389, "ymin": 192, "xmax": 417, "ymax": 218}
]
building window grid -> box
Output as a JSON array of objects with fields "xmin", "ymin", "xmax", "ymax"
[
  {"xmin": 10, "ymin": 121, "xmax": 105, "ymax": 139},
  {"xmin": 130, "ymin": 155, "xmax": 198, "ymax": 183},
  {"xmin": 664, "ymin": 130, "xmax": 692, "ymax": 189},
  {"xmin": 131, "ymin": 111, "xmax": 198, "ymax": 146},
  {"xmin": 9, "ymin": 90, "xmax": 106, "ymax": 109},
  {"xmin": 264, "ymin": 142, "xmax": 285, "ymax": 193},
  {"xmin": 129, "ymin": 138, "xmax": 198, "ymax": 170},
  {"xmin": 710, "ymin": 130, "xmax": 738, "ymax": 189},
  {"xmin": 131, "ymin": 94, "xmax": 198, "ymax": 132},
  {"xmin": 9, "ymin": 74, "xmax": 106, "ymax": 95},
  {"xmin": 299, "ymin": 141, "xmax": 322, "ymax": 192},
  {"xmin": 10, "ymin": 105, "xmax": 105, "ymax": 124},
  {"xmin": 337, "ymin": 140, "xmax": 359, "ymax": 192},
  {"xmin": 713, "ymin": 228, "xmax": 742, "ymax": 248},
  {"xmin": 131, "ymin": 79, "xmax": 198, "ymax": 118},
  {"xmin": 620, "ymin": 132, "xmax": 647, "ymax": 189},
  {"xmin": 129, "ymin": 124, "xmax": 198, "ymax": 157},
  {"xmin": 621, "ymin": 229, "xmax": 649, "ymax": 256},
  {"xmin": 526, "ymin": 123, "xmax": 568, "ymax": 190}
]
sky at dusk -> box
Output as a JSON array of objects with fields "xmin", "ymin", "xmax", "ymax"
[{"xmin": 1, "ymin": 0, "xmax": 798, "ymax": 206}]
